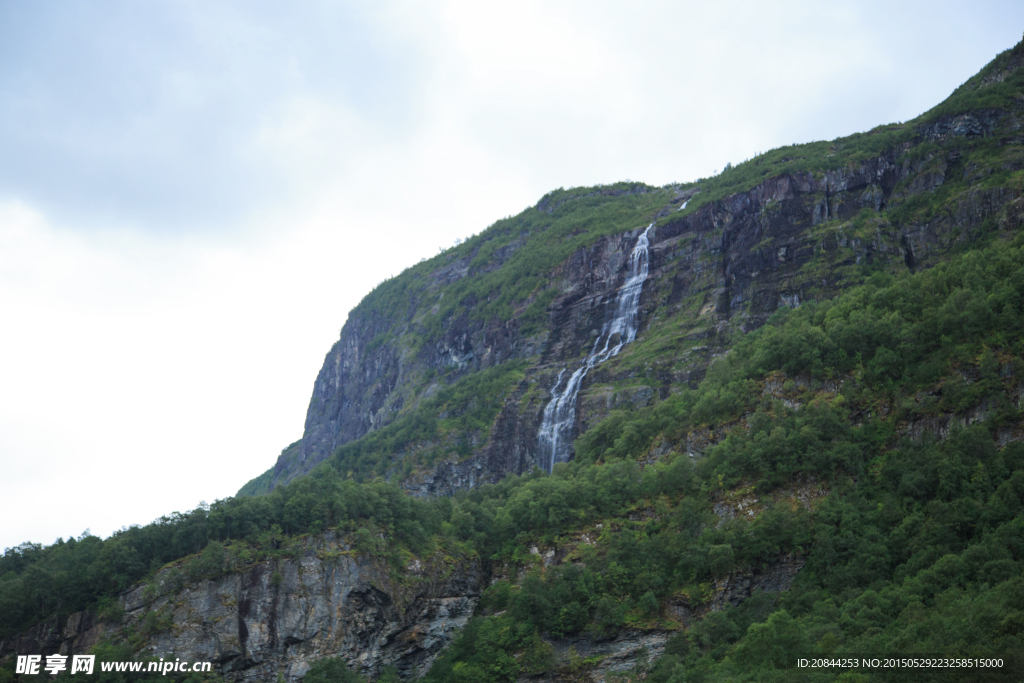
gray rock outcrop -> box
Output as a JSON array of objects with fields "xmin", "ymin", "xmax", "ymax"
[{"xmin": 0, "ymin": 532, "xmax": 482, "ymax": 682}]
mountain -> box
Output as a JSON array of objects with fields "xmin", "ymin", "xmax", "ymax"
[
  {"xmin": 241, "ymin": 37, "xmax": 1024, "ymax": 500},
  {"xmin": 4, "ymin": 38, "xmax": 1024, "ymax": 683}
]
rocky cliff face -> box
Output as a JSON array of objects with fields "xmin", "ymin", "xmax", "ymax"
[
  {"xmin": 247, "ymin": 98, "xmax": 1022, "ymax": 497},
  {"xmin": 0, "ymin": 541, "xmax": 806, "ymax": 683},
  {"xmin": 237, "ymin": 38, "xmax": 1024, "ymax": 500},
  {"xmin": 301, "ymin": 319, "xmax": 404, "ymax": 474},
  {"xmin": 0, "ymin": 534, "xmax": 481, "ymax": 682}
]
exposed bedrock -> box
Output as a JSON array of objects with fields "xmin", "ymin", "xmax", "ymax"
[{"xmin": 0, "ymin": 533, "xmax": 482, "ymax": 682}]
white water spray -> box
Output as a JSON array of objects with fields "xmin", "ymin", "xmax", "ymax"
[{"xmin": 537, "ymin": 224, "xmax": 653, "ymax": 472}]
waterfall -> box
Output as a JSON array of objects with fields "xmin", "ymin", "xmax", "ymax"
[{"xmin": 537, "ymin": 223, "xmax": 653, "ymax": 472}]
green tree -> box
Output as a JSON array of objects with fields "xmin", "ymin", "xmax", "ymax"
[{"xmin": 302, "ymin": 656, "xmax": 364, "ymax": 683}]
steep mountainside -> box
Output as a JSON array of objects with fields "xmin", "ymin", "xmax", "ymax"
[
  {"xmin": 241, "ymin": 38, "xmax": 1024, "ymax": 499},
  {"xmin": 5, "ymin": 39, "xmax": 1024, "ymax": 683}
]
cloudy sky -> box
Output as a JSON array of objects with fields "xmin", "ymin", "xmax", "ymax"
[{"xmin": 1, "ymin": 1, "xmax": 1021, "ymax": 551}]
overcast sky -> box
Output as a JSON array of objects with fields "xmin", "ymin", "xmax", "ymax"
[{"xmin": 1, "ymin": 1, "xmax": 1022, "ymax": 551}]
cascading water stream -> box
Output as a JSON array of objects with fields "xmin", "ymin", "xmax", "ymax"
[{"xmin": 537, "ymin": 223, "xmax": 653, "ymax": 472}]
